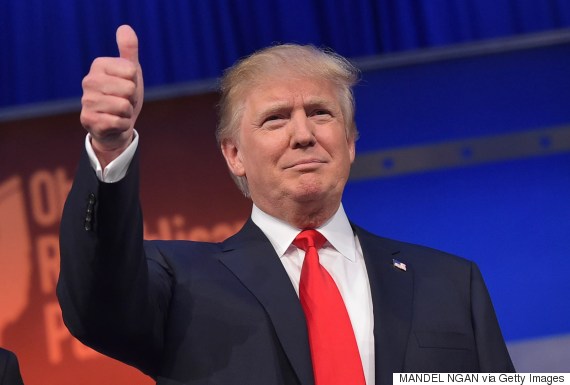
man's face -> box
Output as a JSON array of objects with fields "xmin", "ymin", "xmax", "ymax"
[{"xmin": 222, "ymin": 75, "xmax": 355, "ymax": 216}]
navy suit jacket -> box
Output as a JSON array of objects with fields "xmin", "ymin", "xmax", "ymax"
[
  {"xmin": 0, "ymin": 348, "xmax": 24, "ymax": 385},
  {"xmin": 57, "ymin": 149, "xmax": 514, "ymax": 385}
]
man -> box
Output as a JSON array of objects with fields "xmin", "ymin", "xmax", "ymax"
[
  {"xmin": 57, "ymin": 25, "xmax": 514, "ymax": 385},
  {"xmin": 0, "ymin": 348, "xmax": 24, "ymax": 385}
]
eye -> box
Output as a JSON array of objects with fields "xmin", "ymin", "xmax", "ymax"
[
  {"xmin": 264, "ymin": 115, "xmax": 282, "ymax": 122},
  {"xmin": 312, "ymin": 109, "xmax": 330, "ymax": 116},
  {"xmin": 261, "ymin": 114, "xmax": 287, "ymax": 129},
  {"xmin": 310, "ymin": 109, "xmax": 333, "ymax": 121}
]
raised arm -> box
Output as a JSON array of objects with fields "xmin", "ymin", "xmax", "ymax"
[
  {"xmin": 57, "ymin": 26, "xmax": 170, "ymax": 376},
  {"xmin": 80, "ymin": 25, "xmax": 143, "ymax": 169}
]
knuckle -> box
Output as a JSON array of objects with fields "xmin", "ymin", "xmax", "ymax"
[
  {"xmin": 108, "ymin": 115, "xmax": 121, "ymax": 127},
  {"xmin": 80, "ymin": 110, "xmax": 96, "ymax": 129},
  {"xmin": 93, "ymin": 56, "xmax": 112, "ymax": 66},
  {"xmin": 81, "ymin": 75, "xmax": 92, "ymax": 89},
  {"xmin": 82, "ymin": 75, "xmax": 99, "ymax": 92},
  {"xmin": 90, "ymin": 57, "xmax": 107, "ymax": 71},
  {"xmin": 123, "ymin": 61, "xmax": 137, "ymax": 78},
  {"xmin": 81, "ymin": 93, "xmax": 95, "ymax": 107},
  {"xmin": 125, "ymin": 82, "xmax": 136, "ymax": 97},
  {"xmin": 108, "ymin": 115, "xmax": 129, "ymax": 131},
  {"xmin": 117, "ymin": 99, "xmax": 134, "ymax": 117}
]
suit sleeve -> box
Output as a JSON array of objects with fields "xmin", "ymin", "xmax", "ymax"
[
  {"xmin": 57, "ymin": 147, "xmax": 172, "ymax": 377},
  {"xmin": 471, "ymin": 262, "xmax": 516, "ymax": 372},
  {"xmin": 0, "ymin": 348, "xmax": 24, "ymax": 385}
]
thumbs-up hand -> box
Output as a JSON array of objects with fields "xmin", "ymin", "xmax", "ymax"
[{"xmin": 80, "ymin": 25, "xmax": 144, "ymax": 168}]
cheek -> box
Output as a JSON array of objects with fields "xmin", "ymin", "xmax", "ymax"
[
  {"xmin": 253, "ymin": 137, "xmax": 286, "ymax": 160},
  {"xmin": 325, "ymin": 136, "xmax": 353, "ymax": 161},
  {"xmin": 241, "ymin": 141, "xmax": 282, "ymax": 176}
]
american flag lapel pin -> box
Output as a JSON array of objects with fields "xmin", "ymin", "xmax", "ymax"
[{"xmin": 392, "ymin": 259, "xmax": 407, "ymax": 271}]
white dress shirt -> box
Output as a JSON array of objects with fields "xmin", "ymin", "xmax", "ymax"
[
  {"xmin": 251, "ymin": 205, "xmax": 375, "ymax": 385},
  {"xmin": 86, "ymin": 134, "xmax": 375, "ymax": 384},
  {"xmin": 85, "ymin": 131, "xmax": 139, "ymax": 183}
]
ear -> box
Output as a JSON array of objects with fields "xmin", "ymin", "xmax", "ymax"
[
  {"xmin": 348, "ymin": 134, "xmax": 356, "ymax": 164},
  {"xmin": 221, "ymin": 139, "xmax": 246, "ymax": 177}
]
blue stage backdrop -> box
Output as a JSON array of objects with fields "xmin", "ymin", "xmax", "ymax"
[
  {"xmin": 345, "ymin": 35, "xmax": 570, "ymax": 370},
  {"xmin": 1, "ymin": 0, "xmax": 570, "ymax": 109}
]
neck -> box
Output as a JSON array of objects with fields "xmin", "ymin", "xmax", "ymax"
[{"xmin": 255, "ymin": 199, "xmax": 340, "ymax": 229}]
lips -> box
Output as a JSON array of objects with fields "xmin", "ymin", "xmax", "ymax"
[{"xmin": 284, "ymin": 159, "xmax": 326, "ymax": 169}]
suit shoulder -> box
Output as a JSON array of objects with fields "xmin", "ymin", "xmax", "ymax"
[
  {"xmin": 353, "ymin": 224, "xmax": 474, "ymax": 271},
  {"xmin": 144, "ymin": 239, "xmax": 221, "ymax": 261},
  {"xmin": 0, "ymin": 347, "xmax": 17, "ymax": 363},
  {"xmin": 0, "ymin": 348, "xmax": 23, "ymax": 384}
]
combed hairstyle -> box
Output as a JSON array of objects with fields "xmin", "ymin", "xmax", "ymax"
[{"xmin": 216, "ymin": 44, "xmax": 360, "ymax": 197}]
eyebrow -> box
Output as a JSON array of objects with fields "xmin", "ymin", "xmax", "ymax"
[
  {"xmin": 257, "ymin": 102, "xmax": 293, "ymax": 118},
  {"xmin": 257, "ymin": 97, "xmax": 337, "ymax": 117}
]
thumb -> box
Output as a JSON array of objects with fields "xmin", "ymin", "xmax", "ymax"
[{"xmin": 116, "ymin": 24, "xmax": 139, "ymax": 63}]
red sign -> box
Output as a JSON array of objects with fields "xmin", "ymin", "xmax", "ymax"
[{"xmin": 0, "ymin": 92, "xmax": 251, "ymax": 384}]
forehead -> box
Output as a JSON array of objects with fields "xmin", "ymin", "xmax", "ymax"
[{"xmin": 243, "ymin": 74, "xmax": 341, "ymax": 108}]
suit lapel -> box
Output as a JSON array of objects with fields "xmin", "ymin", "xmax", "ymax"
[
  {"xmin": 354, "ymin": 226, "xmax": 414, "ymax": 385},
  {"xmin": 218, "ymin": 219, "xmax": 314, "ymax": 385}
]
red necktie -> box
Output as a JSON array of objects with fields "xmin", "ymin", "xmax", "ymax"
[{"xmin": 294, "ymin": 229, "xmax": 366, "ymax": 385}]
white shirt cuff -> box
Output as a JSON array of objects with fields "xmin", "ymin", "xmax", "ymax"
[{"xmin": 85, "ymin": 130, "xmax": 139, "ymax": 183}]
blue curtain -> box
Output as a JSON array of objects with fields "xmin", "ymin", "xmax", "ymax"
[{"xmin": 1, "ymin": 0, "xmax": 569, "ymax": 108}]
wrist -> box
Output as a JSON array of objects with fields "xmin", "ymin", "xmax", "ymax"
[{"xmin": 90, "ymin": 132, "xmax": 134, "ymax": 169}]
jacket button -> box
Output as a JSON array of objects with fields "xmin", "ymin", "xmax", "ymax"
[{"xmin": 85, "ymin": 193, "xmax": 96, "ymax": 231}]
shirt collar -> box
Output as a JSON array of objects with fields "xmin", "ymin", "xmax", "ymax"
[{"xmin": 251, "ymin": 203, "xmax": 356, "ymax": 262}]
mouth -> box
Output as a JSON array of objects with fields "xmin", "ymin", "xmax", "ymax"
[{"xmin": 284, "ymin": 159, "xmax": 326, "ymax": 170}]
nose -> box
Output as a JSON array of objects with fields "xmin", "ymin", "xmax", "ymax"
[{"xmin": 290, "ymin": 113, "xmax": 316, "ymax": 149}]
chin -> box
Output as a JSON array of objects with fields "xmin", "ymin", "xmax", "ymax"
[{"xmin": 290, "ymin": 183, "xmax": 329, "ymax": 202}]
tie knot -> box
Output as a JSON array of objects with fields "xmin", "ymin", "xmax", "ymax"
[{"xmin": 293, "ymin": 229, "xmax": 327, "ymax": 251}]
